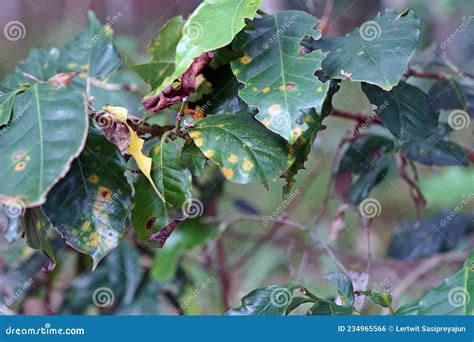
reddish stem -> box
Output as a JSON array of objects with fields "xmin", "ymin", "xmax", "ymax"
[{"xmin": 331, "ymin": 108, "xmax": 382, "ymax": 124}]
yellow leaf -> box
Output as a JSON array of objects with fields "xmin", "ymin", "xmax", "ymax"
[
  {"xmin": 103, "ymin": 106, "xmax": 166, "ymax": 203},
  {"xmin": 103, "ymin": 105, "xmax": 128, "ymax": 123}
]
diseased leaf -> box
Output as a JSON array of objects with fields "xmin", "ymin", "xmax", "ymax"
[
  {"xmin": 429, "ymin": 77, "xmax": 474, "ymax": 118},
  {"xmin": 145, "ymin": 0, "xmax": 263, "ymax": 100},
  {"xmin": 142, "ymin": 51, "xmax": 213, "ymax": 113},
  {"xmin": 362, "ymin": 82, "xmax": 438, "ymax": 146},
  {"xmin": 226, "ymin": 284, "xmax": 300, "ymax": 315},
  {"xmin": 42, "ymin": 127, "xmax": 132, "ymax": 269},
  {"xmin": 302, "ymin": 9, "xmax": 420, "ymax": 90},
  {"xmin": 22, "ymin": 208, "xmax": 56, "ymax": 272},
  {"xmin": 131, "ymin": 16, "xmax": 184, "ymax": 89},
  {"xmin": 388, "ymin": 212, "xmax": 473, "ymax": 261},
  {"xmin": 2, "ymin": 48, "xmax": 60, "ymax": 89},
  {"xmin": 0, "ymin": 88, "xmax": 26, "ymax": 126},
  {"xmin": 0, "ymin": 83, "xmax": 88, "ymax": 207},
  {"xmin": 325, "ymin": 272, "xmax": 354, "ymax": 306},
  {"xmin": 232, "ymin": 10, "xmax": 328, "ymax": 143},
  {"xmin": 131, "ymin": 138, "xmax": 193, "ymax": 247},
  {"xmin": 59, "ymin": 11, "xmax": 121, "ymax": 80},
  {"xmin": 180, "ymin": 140, "xmax": 207, "ymax": 177},
  {"xmin": 284, "ymin": 81, "xmax": 339, "ymax": 192},
  {"xmin": 103, "ymin": 106, "xmax": 165, "ymax": 203},
  {"xmin": 187, "ymin": 113, "xmax": 295, "ymax": 184}
]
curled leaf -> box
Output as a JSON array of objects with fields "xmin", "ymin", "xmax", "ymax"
[
  {"xmin": 103, "ymin": 106, "xmax": 165, "ymax": 203},
  {"xmin": 142, "ymin": 51, "xmax": 213, "ymax": 113}
]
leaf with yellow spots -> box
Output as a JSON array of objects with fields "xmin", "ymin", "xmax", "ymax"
[
  {"xmin": 301, "ymin": 9, "xmax": 420, "ymax": 91},
  {"xmin": 0, "ymin": 83, "xmax": 88, "ymax": 207},
  {"xmin": 131, "ymin": 138, "xmax": 193, "ymax": 247},
  {"xmin": 42, "ymin": 127, "xmax": 132, "ymax": 269},
  {"xmin": 23, "ymin": 208, "xmax": 57, "ymax": 272},
  {"xmin": 2, "ymin": 48, "xmax": 60, "ymax": 89},
  {"xmin": 283, "ymin": 80, "xmax": 340, "ymax": 193},
  {"xmin": 231, "ymin": 11, "xmax": 329, "ymax": 143},
  {"xmin": 187, "ymin": 113, "xmax": 295, "ymax": 184},
  {"xmin": 59, "ymin": 11, "xmax": 121, "ymax": 80},
  {"xmin": 103, "ymin": 105, "xmax": 166, "ymax": 203},
  {"xmin": 144, "ymin": 0, "xmax": 263, "ymax": 102},
  {"xmin": 180, "ymin": 140, "xmax": 207, "ymax": 177}
]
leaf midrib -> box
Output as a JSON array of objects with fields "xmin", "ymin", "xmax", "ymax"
[{"xmin": 34, "ymin": 84, "xmax": 44, "ymax": 198}]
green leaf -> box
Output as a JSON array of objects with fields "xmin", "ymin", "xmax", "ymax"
[
  {"xmin": 150, "ymin": 218, "xmax": 213, "ymax": 281},
  {"xmin": 226, "ymin": 284, "xmax": 300, "ymax": 315},
  {"xmin": 131, "ymin": 138, "xmax": 193, "ymax": 246},
  {"xmin": 59, "ymin": 11, "xmax": 121, "ymax": 79},
  {"xmin": 0, "ymin": 83, "xmax": 88, "ymax": 207},
  {"xmin": 62, "ymin": 241, "xmax": 144, "ymax": 314},
  {"xmin": 338, "ymin": 135, "xmax": 393, "ymax": 174},
  {"xmin": 3, "ymin": 48, "xmax": 60, "ymax": 88},
  {"xmin": 145, "ymin": 0, "xmax": 262, "ymax": 99},
  {"xmin": 22, "ymin": 208, "xmax": 56, "ymax": 272},
  {"xmin": 231, "ymin": 10, "xmax": 328, "ymax": 143},
  {"xmin": 187, "ymin": 113, "xmax": 295, "ymax": 184},
  {"xmin": 362, "ymin": 82, "xmax": 438, "ymax": 146},
  {"xmin": 337, "ymin": 135, "xmax": 394, "ymax": 204},
  {"xmin": 367, "ymin": 290, "xmax": 393, "ymax": 308},
  {"xmin": 429, "ymin": 77, "xmax": 474, "ymax": 118},
  {"xmin": 0, "ymin": 88, "xmax": 26, "ymax": 126},
  {"xmin": 397, "ymin": 251, "xmax": 474, "ymax": 315},
  {"xmin": 284, "ymin": 81, "xmax": 339, "ymax": 192},
  {"xmin": 42, "ymin": 127, "xmax": 132, "ymax": 269},
  {"xmin": 388, "ymin": 213, "xmax": 473, "ymax": 261},
  {"xmin": 284, "ymin": 110, "xmax": 325, "ymax": 192},
  {"xmin": 325, "ymin": 272, "xmax": 355, "ymax": 306},
  {"xmin": 180, "ymin": 140, "xmax": 207, "ymax": 177},
  {"xmin": 402, "ymin": 139, "xmax": 468, "ymax": 166},
  {"xmin": 303, "ymin": 9, "xmax": 420, "ymax": 90},
  {"xmin": 131, "ymin": 16, "xmax": 184, "ymax": 89},
  {"xmin": 199, "ymin": 65, "xmax": 248, "ymax": 114},
  {"xmin": 394, "ymin": 300, "xmax": 420, "ymax": 315},
  {"xmin": 308, "ymin": 300, "xmax": 356, "ymax": 315}
]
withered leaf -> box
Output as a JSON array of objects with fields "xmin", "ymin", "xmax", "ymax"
[{"xmin": 142, "ymin": 51, "xmax": 213, "ymax": 113}]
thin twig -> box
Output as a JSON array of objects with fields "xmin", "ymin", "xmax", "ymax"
[{"xmin": 205, "ymin": 214, "xmax": 349, "ymax": 274}]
